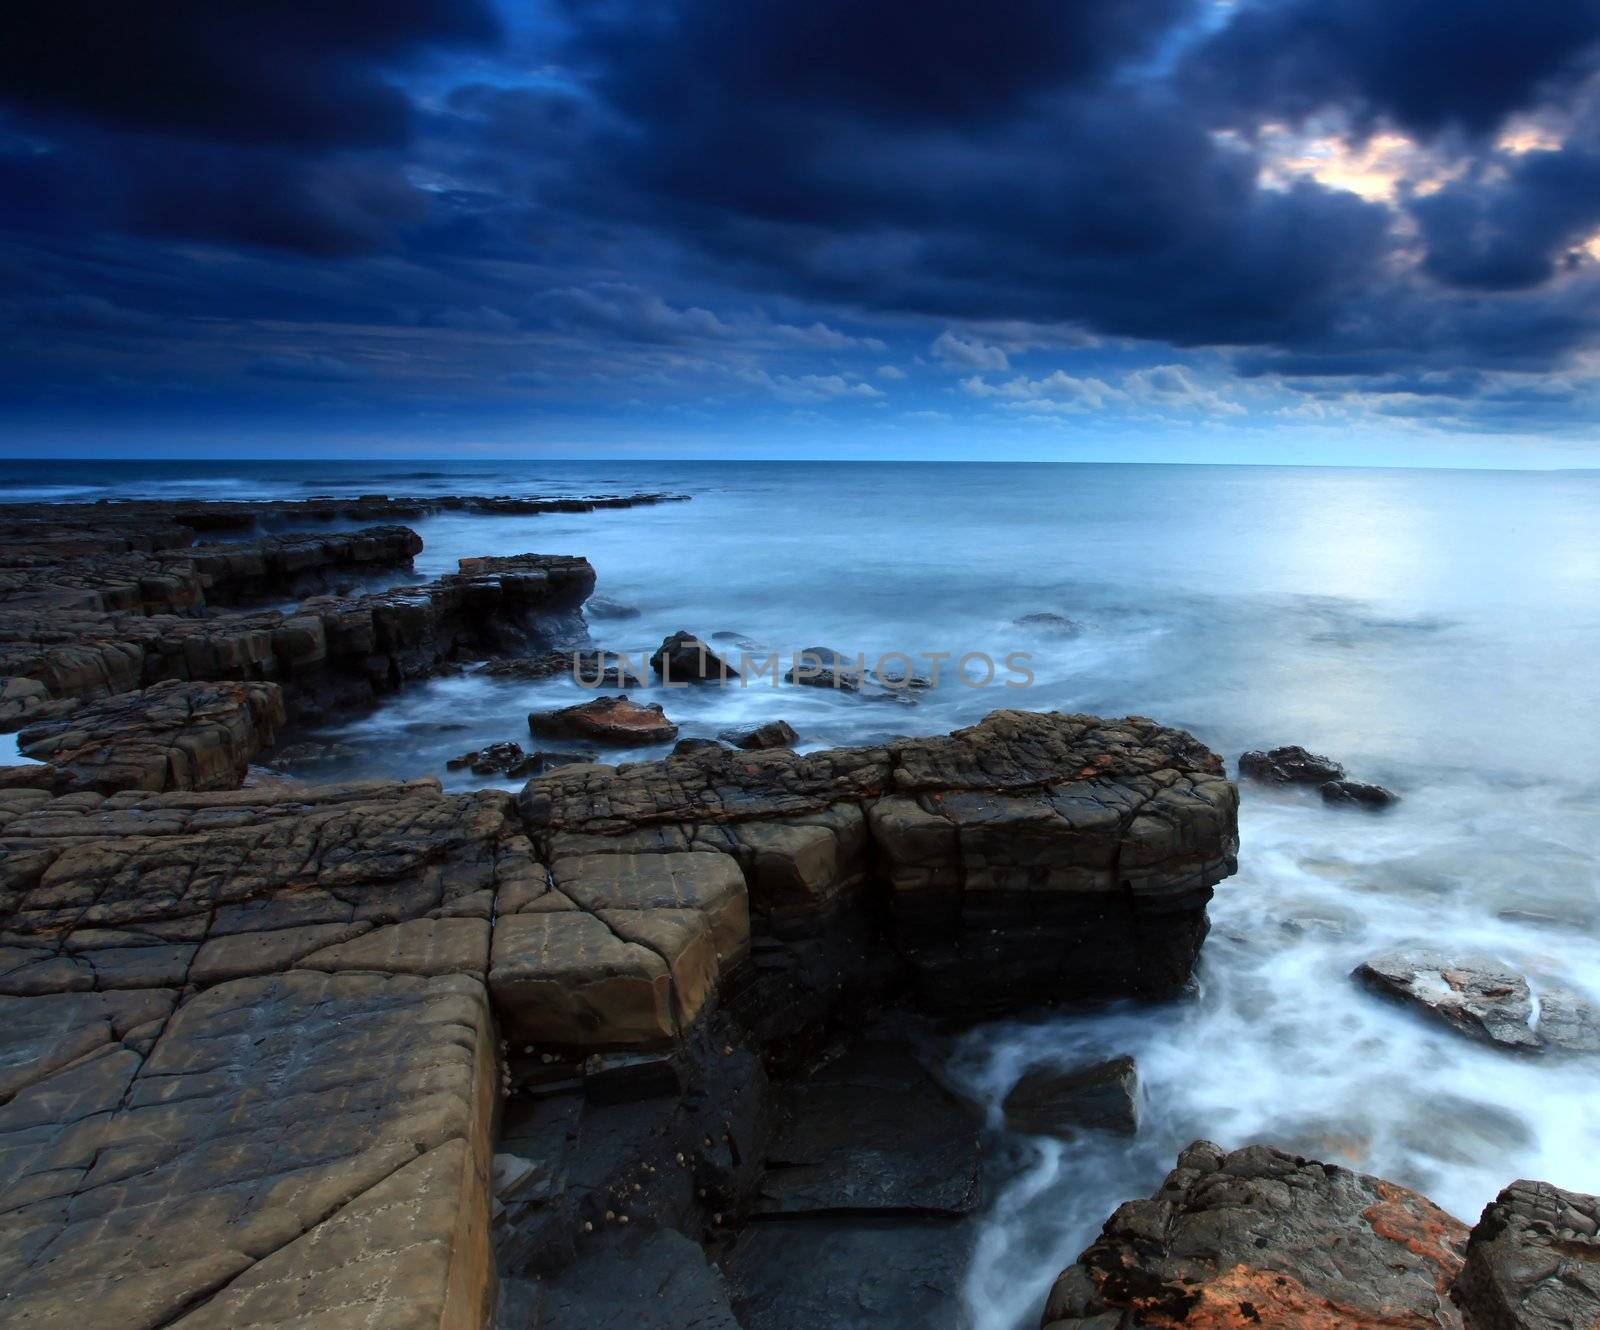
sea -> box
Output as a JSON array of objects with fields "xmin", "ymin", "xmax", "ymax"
[{"xmin": 7, "ymin": 456, "xmax": 1600, "ymax": 1328}]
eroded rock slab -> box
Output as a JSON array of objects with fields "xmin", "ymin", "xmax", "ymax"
[
  {"xmin": 16, "ymin": 679, "xmax": 285, "ymax": 793},
  {"xmin": 1042, "ymin": 1141, "xmax": 1469, "ymax": 1329},
  {"xmin": 0, "ymin": 779, "xmax": 534, "ymax": 996},
  {"xmin": 0, "ymin": 969, "xmax": 497, "ymax": 1330}
]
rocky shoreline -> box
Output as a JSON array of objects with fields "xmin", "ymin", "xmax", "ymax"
[{"xmin": 0, "ymin": 496, "xmax": 1592, "ymax": 1330}]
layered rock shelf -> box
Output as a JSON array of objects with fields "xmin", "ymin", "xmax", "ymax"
[
  {"xmin": 0, "ymin": 704, "xmax": 1241, "ymax": 1329},
  {"xmin": 0, "ymin": 497, "xmax": 598, "ymax": 741}
]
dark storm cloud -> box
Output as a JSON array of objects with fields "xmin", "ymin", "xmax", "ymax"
[
  {"xmin": 565, "ymin": 0, "xmax": 1197, "ymax": 126},
  {"xmin": 541, "ymin": 0, "xmax": 1393, "ymax": 349},
  {"xmin": 1411, "ymin": 143, "xmax": 1600, "ymax": 290},
  {"xmin": 1184, "ymin": 0, "xmax": 1600, "ymax": 138},
  {"xmin": 7, "ymin": 0, "xmax": 1600, "ymax": 442},
  {"xmin": 1, "ymin": 0, "xmax": 500, "ymax": 149}
]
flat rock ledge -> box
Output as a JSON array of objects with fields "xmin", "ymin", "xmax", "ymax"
[
  {"xmin": 0, "ymin": 707, "xmax": 1236, "ymax": 1330},
  {"xmin": 1042, "ymin": 1142, "xmax": 1599, "ymax": 1330},
  {"xmin": 0, "ymin": 501, "xmax": 600, "ymax": 732}
]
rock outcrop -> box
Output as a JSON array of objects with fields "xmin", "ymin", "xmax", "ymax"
[
  {"xmin": 1042, "ymin": 1141, "xmax": 1470, "ymax": 1329},
  {"xmin": 1045, "ymin": 1144, "xmax": 1600, "ymax": 1330},
  {"xmin": 0, "ymin": 701, "xmax": 1240, "ymax": 1330},
  {"xmin": 517, "ymin": 710, "xmax": 1239, "ymax": 1018},
  {"xmin": 1454, "ymin": 1179, "xmax": 1600, "ymax": 1329},
  {"xmin": 0, "ymin": 498, "xmax": 612, "ymax": 733}
]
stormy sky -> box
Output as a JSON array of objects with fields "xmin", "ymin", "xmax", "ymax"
[{"xmin": 5, "ymin": 0, "xmax": 1600, "ymax": 463}]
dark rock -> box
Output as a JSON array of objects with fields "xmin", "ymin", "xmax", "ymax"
[
  {"xmin": 719, "ymin": 719, "xmax": 798, "ymax": 751},
  {"xmin": 1354, "ymin": 949, "xmax": 1540, "ymax": 1050},
  {"xmin": 529, "ymin": 695, "xmax": 678, "ymax": 747},
  {"xmin": 447, "ymin": 741, "xmax": 541, "ymax": 778},
  {"xmin": 1014, "ymin": 612, "xmax": 1085, "ymax": 637},
  {"xmin": 1043, "ymin": 1141, "xmax": 1469, "ymax": 1329},
  {"xmin": 585, "ymin": 596, "xmax": 641, "ymax": 621},
  {"xmin": 785, "ymin": 645, "xmax": 866, "ymax": 692},
  {"xmin": 727, "ymin": 1217, "xmax": 974, "ymax": 1330},
  {"xmin": 1321, "ymin": 778, "xmax": 1400, "ymax": 809},
  {"xmin": 754, "ymin": 1041, "xmax": 981, "ymax": 1216},
  {"xmin": 672, "ymin": 737, "xmax": 728, "ymax": 755},
  {"xmin": 1238, "ymin": 744, "xmax": 1346, "ymax": 785},
  {"xmin": 485, "ymin": 650, "xmax": 646, "ymax": 688},
  {"xmin": 1454, "ymin": 1179, "xmax": 1600, "ymax": 1330},
  {"xmin": 542, "ymin": 1229, "xmax": 741, "ymax": 1330},
  {"xmin": 1002, "ymin": 1055, "xmax": 1139, "ymax": 1139},
  {"xmin": 651, "ymin": 631, "xmax": 741, "ymax": 683},
  {"xmin": 530, "ymin": 749, "xmax": 596, "ymax": 771}
]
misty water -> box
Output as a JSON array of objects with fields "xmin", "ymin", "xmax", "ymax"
[{"xmin": 13, "ymin": 458, "xmax": 1600, "ymax": 1328}]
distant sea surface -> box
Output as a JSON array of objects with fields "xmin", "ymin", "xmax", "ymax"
[{"xmin": 9, "ymin": 456, "xmax": 1600, "ymax": 1329}]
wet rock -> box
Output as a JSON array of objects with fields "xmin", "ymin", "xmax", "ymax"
[
  {"xmin": 529, "ymin": 694, "xmax": 679, "ymax": 747},
  {"xmin": 1042, "ymin": 1141, "xmax": 1469, "ymax": 1330},
  {"xmin": 673, "ymin": 737, "xmax": 729, "ymax": 756},
  {"xmin": 652, "ymin": 631, "xmax": 741, "ymax": 683},
  {"xmin": 785, "ymin": 645, "xmax": 867, "ymax": 691},
  {"xmin": 265, "ymin": 738, "xmax": 359, "ymax": 769},
  {"xmin": 1015, "ymin": 611, "xmax": 1085, "ymax": 636},
  {"xmin": 727, "ymin": 1217, "xmax": 974, "ymax": 1330},
  {"xmin": 1002, "ymin": 1055, "xmax": 1139, "ymax": 1139},
  {"xmin": 1454, "ymin": 1179, "xmax": 1600, "ymax": 1330},
  {"xmin": 1322, "ymin": 777, "xmax": 1400, "ymax": 809},
  {"xmin": 448, "ymin": 740, "xmax": 542, "ymax": 778},
  {"xmin": 542, "ymin": 1229, "xmax": 741, "ymax": 1329},
  {"xmin": 1354, "ymin": 949, "xmax": 1540, "ymax": 1050},
  {"xmin": 1238, "ymin": 743, "xmax": 1346, "ymax": 785},
  {"xmin": 754, "ymin": 1040, "xmax": 981, "ymax": 1216},
  {"xmin": 1536, "ymin": 986, "xmax": 1600, "ymax": 1054},
  {"xmin": 586, "ymin": 596, "xmax": 642, "ymax": 621},
  {"xmin": 720, "ymin": 719, "xmax": 799, "ymax": 750},
  {"xmin": 486, "ymin": 649, "xmax": 646, "ymax": 688}
]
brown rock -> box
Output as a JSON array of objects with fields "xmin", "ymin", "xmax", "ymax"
[{"xmin": 529, "ymin": 694, "xmax": 679, "ymax": 747}]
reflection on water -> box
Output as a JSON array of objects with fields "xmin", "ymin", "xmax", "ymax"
[{"xmin": 13, "ymin": 459, "xmax": 1599, "ymax": 1329}]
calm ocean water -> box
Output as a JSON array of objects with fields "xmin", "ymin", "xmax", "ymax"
[{"xmin": 9, "ymin": 457, "xmax": 1600, "ymax": 1327}]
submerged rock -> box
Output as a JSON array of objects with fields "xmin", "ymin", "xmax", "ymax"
[
  {"xmin": 447, "ymin": 741, "xmax": 542, "ymax": 778},
  {"xmin": 651, "ymin": 631, "xmax": 741, "ymax": 683},
  {"xmin": 719, "ymin": 719, "xmax": 798, "ymax": 750},
  {"xmin": 1014, "ymin": 611, "xmax": 1085, "ymax": 636},
  {"xmin": 1238, "ymin": 744, "xmax": 1346, "ymax": 785},
  {"xmin": 1354, "ymin": 949, "xmax": 1540, "ymax": 1050},
  {"xmin": 529, "ymin": 694, "xmax": 679, "ymax": 747},
  {"xmin": 1322, "ymin": 777, "xmax": 1400, "ymax": 809},
  {"xmin": 585, "ymin": 596, "xmax": 641, "ymax": 621},
  {"xmin": 1042, "ymin": 1141, "xmax": 1469, "ymax": 1329},
  {"xmin": 1002, "ymin": 1055, "xmax": 1139, "ymax": 1139},
  {"xmin": 1454, "ymin": 1179, "xmax": 1600, "ymax": 1330}
]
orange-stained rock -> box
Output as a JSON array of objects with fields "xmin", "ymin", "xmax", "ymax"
[{"xmin": 1041, "ymin": 1142, "xmax": 1468, "ymax": 1330}]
